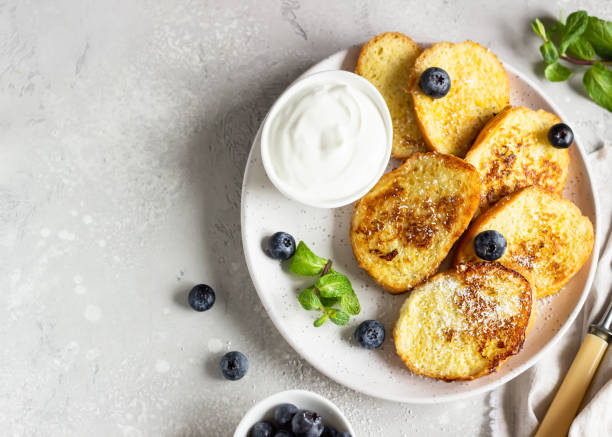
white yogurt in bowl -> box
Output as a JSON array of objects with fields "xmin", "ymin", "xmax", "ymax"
[{"xmin": 261, "ymin": 70, "xmax": 392, "ymax": 208}]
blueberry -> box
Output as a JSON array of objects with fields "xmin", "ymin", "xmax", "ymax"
[
  {"xmin": 267, "ymin": 232, "xmax": 296, "ymax": 260},
  {"xmin": 219, "ymin": 351, "xmax": 248, "ymax": 381},
  {"xmin": 474, "ymin": 230, "xmax": 507, "ymax": 261},
  {"xmin": 291, "ymin": 410, "xmax": 324, "ymax": 437},
  {"xmin": 321, "ymin": 426, "xmax": 337, "ymax": 437},
  {"xmin": 274, "ymin": 403, "xmax": 299, "ymax": 429},
  {"xmin": 548, "ymin": 123, "xmax": 573, "ymax": 149},
  {"xmin": 354, "ymin": 320, "xmax": 385, "ymax": 349},
  {"xmin": 251, "ymin": 421, "xmax": 275, "ymax": 437},
  {"xmin": 336, "ymin": 433, "xmax": 351, "ymax": 437},
  {"xmin": 419, "ymin": 67, "xmax": 451, "ymax": 98},
  {"xmin": 187, "ymin": 284, "xmax": 215, "ymax": 311},
  {"xmin": 274, "ymin": 431, "xmax": 295, "ymax": 437}
]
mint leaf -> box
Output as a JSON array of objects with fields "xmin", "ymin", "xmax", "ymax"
[
  {"xmin": 315, "ymin": 273, "xmax": 352, "ymax": 298},
  {"xmin": 313, "ymin": 313, "xmax": 328, "ymax": 327},
  {"xmin": 319, "ymin": 296, "xmax": 338, "ymax": 308},
  {"xmin": 568, "ymin": 38, "xmax": 595, "ymax": 60},
  {"xmin": 540, "ymin": 41, "xmax": 559, "ymax": 64},
  {"xmin": 584, "ymin": 16, "xmax": 612, "ymax": 60},
  {"xmin": 289, "ymin": 241, "xmax": 327, "ymax": 276},
  {"xmin": 549, "ymin": 21, "xmax": 564, "ymax": 37},
  {"xmin": 339, "ymin": 290, "xmax": 361, "ymax": 316},
  {"xmin": 544, "ymin": 62, "xmax": 573, "ymax": 82},
  {"xmin": 531, "ymin": 18, "xmax": 548, "ymax": 41},
  {"xmin": 560, "ymin": 10, "xmax": 589, "ymax": 54},
  {"xmin": 328, "ymin": 309, "xmax": 350, "ymax": 326},
  {"xmin": 298, "ymin": 286, "xmax": 321, "ymax": 311},
  {"xmin": 583, "ymin": 62, "xmax": 612, "ymax": 112}
]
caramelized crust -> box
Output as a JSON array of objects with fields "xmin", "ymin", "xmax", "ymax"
[
  {"xmin": 453, "ymin": 263, "xmax": 532, "ymax": 369},
  {"xmin": 394, "ymin": 262, "xmax": 534, "ymax": 380},
  {"xmin": 465, "ymin": 106, "xmax": 569, "ymax": 216},
  {"xmin": 454, "ymin": 186, "xmax": 594, "ymax": 298},
  {"xmin": 350, "ymin": 152, "xmax": 481, "ymax": 293}
]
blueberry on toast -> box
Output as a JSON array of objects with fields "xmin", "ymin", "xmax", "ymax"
[
  {"xmin": 465, "ymin": 106, "xmax": 569, "ymax": 216},
  {"xmin": 454, "ymin": 186, "xmax": 594, "ymax": 298},
  {"xmin": 409, "ymin": 41, "xmax": 510, "ymax": 157}
]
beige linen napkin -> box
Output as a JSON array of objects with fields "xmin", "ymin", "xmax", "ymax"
[{"xmin": 490, "ymin": 144, "xmax": 612, "ymax": 437}]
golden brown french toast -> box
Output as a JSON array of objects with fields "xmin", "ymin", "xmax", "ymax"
[
  {"xmin": 355, "ymin": 32, "xmax": 427, "ymax": 159},
  {"xmin": 409, "ymin": 41, "xmax": 509, "ymax": 157},
  {"xmin": 350, "ymin": 152, "xmax": 480, "ymax": 293},
  {"xmin": 394, "ymin": 262, "xmax": 534, "ymax": 380},
  {"xmin": 454, "ymin": 186, "xmax": 594, "ymax": 298},
  {"xmin": 465, "ymin": 106, "xmax": 569, "ymax": 216}
]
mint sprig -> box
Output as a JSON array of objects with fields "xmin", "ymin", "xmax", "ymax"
[
  {"xmin": 290, "ymin": 242, "xmax": 361, "ymax": 327},
  {"xmin": 531, "ymin": 11, "xmax": 612, "ymax": 112}
]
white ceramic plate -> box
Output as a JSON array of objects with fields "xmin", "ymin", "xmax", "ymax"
[{"xmin": 241, "ymin": 45, "xmax": 600, "ymax": 403}]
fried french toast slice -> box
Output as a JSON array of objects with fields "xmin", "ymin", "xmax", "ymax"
[
  {"xmin": 409, "ymin": 41, "xmax": 509, "ymax": 157},
  {"xmin": 454, "ymin": 186, "xmax": 594, "ymax": 298},
  {"xmin": 350, "ymin": 152, "xmax": 480, "ymax": 293},
  {"xmin": 394, "ymin": 262, "xmax": 534, "ymax": 380},
  {"xmin": 355, "ymin": 32, "xmax": 427, "ymax": 159},
  {"xmin": 465, "ymin": 106, "xmax": 569, "ymax": 216}
]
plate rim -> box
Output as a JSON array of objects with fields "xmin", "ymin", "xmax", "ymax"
[{"xmin": 240, "ymin": 46, "xmax": 601, "ymax": 403}]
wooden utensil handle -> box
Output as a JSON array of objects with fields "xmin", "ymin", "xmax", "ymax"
[{"xmin": 534, "ymin": 333, "xmax": 608, "ymax": 437}]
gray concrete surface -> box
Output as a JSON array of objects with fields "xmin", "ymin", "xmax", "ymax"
[{"xmin": 1, "ymin": 0, "xmax": 610, "ymax": 436}]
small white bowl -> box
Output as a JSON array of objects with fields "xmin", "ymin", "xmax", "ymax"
[
  {"xmin": 260, "ymin": 69, "xmax": 392, "ymax": 209},
  {"xmin": 233, "ymin": 389, "xmax": 356, "ymax": 437}
]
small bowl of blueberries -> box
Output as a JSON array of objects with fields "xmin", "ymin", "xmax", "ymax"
[{"xmin": 234, "ymin": 389, "xmax": 355, "ymax": 437}]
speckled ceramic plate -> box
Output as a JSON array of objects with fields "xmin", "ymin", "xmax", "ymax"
[{"xmin": 240, "ymin": 45, "xmax": 599, "ymax": 403}]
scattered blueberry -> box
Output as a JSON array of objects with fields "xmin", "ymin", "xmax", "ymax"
[
  {"xmin": 274, "ymin": 403, "xmax": 299, "ymax": 429},
  {"xmin": 419, "ymin": 67, "xmax": 451, "ymax": 98},
  {"xmin": 354, "ymin": 320, "xmax": 385, "ymax": 349},
  {"xmin": 251, "ymin": 421, "xmax": 275, "ymax": 437},
  {"xmin": 187, "ymin": 284, "xmax": 215, "ymax": 311},
  {"xmin": 548, "ymin": 123, "xmax": 573, "ymax": 149},
  {"xmin": 321, "ymin": 426, "xmax": 337, "ymax": 437},
  {"xmin": 274, "ymin": 431, "xmax": 295, "ymax": 437},
  {"xmin": 219, "ymin": 351, "xmax": 248, "ymax": 381},
  {"xmin": 267, "ymin": 232, "xmax": 296, "ymax": 260},
  {"xmin": 291, "ymin": 410, "xmax": 324, "ymax": 437},
  {"xmin": 474, "ymin": 230, "xmax": 507, "ymax": 261},
  {"xmin": 336, "ymin": 433, "xmax": 351, "ymax": 437}
]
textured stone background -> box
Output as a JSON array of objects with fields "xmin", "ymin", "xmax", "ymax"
[{"xmin": 1, "ymin": 1, "xmax": 610, "ymax": 436}]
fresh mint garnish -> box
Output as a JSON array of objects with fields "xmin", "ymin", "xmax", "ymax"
[
  {"xmin": 339, "ymin": 290, "xmax": 361, "ymax": 316},
  {"xmin": 545, "ymin": 62, "xmax": 573, "ymax": 82},
  {"xmin": 583, "ymin": 61, "xmax": 612, "ymax": 112},
  {"xmin": 584, "ymin": 16, "xmax": 612, "ymax": 59},
  {"xmin": 568, "ymin": 38, "xmax": 595, "ymax": 60},
  {"xmin": 328, "ymin": 309, "xmax": 350, "ymax": 326},
  {"xmin": 532, "ymin": 18, "xmax": 547, "ymax": 41},
  {"xmin": 289, "ymin": 241, "xmax": 328, "ymax": 276},
  {"xmin": 559, "ymin": 10, "xmax": 589, "ymax": 55},
  {"xmin": 287, "ymin": 241, "xmax": 361, "ymax": 327},
  {"xmin": 298, "ymin": 286, "xmax": 321, "ymax": 311},
  {"xmin": 540, "ymin": 41, "xmax": 559, "ymax": 64},
  {"xmin": 319, "ymin": 296, "xmax": 338, "ymax": 307},
  {"xmin": 531, "ymin": 10, "xmax": 612, "ymax": 111},
  {"xmin": 315, "ymin": 273, "xmax": 352, "ymax": 298},
  {"xmin": 313, "ymin": 314, "xmax": 328, "ymax": 327}
]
